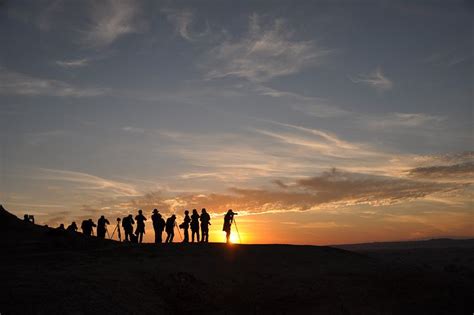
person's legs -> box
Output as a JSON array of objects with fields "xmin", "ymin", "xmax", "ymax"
[
  {"xmin": 184, "ymin": 228, "xmax": 189, "ymax": 242},
  {"xmin": 226, "ymin": 231, "xmax": 230, "ymax": 243},
  {"xmin": 203, "ymin": 228, "xmax": 208, "ymax": 242}
]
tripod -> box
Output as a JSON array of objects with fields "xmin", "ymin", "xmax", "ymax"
[
  {"xmin": 233, "ymin": 217, "xmax": 242, "ymax": 244},
  {"xmin": 110, "ymin": 221, "xmax": 122, "ymax": 241},
  {"xmin": 174, "ymin": 222, "xmax": 183, "ymax": 241}
]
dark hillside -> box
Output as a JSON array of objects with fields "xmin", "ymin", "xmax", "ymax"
[{"xmin": 0, "ymin": 205, "xmax": 472, "ymax": 314}]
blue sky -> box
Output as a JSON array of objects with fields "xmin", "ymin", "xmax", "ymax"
[{"xmin": 0, "ymin": 0, "xmax": 472, "ymax": 244}]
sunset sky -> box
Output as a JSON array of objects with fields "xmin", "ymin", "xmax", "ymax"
[{"xmin": 0, "ymin": 0, "xmax": 472, "ymax": 244}]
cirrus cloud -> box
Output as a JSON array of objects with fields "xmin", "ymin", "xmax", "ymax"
[{"xmin": 202, "ymin": 13, "xmax": 332, "ymax": 82}]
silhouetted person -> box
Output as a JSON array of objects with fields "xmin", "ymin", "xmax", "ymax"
[
  {"xmin": 66, "ymin": 222, "xmax": 78, "ymax": 232},
  {"xmin": 135, "ymin": 210, "xmax": 147, "ymax": 243},
  {"xmin": 89, "ymin": 219, "xmax": 96, "ymax": 235},
  {"xmin": 81, "ymin": 219, "xmax": 96, "ymax": 236},
  {"xmin": 165, "ymin": 215, "xmax": 176, "ymax": 243},
  {"xmin": 122, "ymin": 214, "xmax": 134, "ymax": 242},
  {"xmin": 151, "ymin": 209, "xmax": 166, "ymax": 243},
  {"xmin": 191, "ymin": 209, "xmax": 200, "ymax": 242},
  {"xmin": 200, "ymin": 208, "xmax": 211, "ymax": 243},
  {"xmin": 223, "ymin": 209, "xmax": 236, "ymax": 243},
  {"xmin": 56, "ymin": 223, "xmax": 65, "ymax": 231},
  {"xmin": 97, "ymin": 215, "xmax": 110, "ymax": 239},
  {"xmin": 23, "ymin": 214, "xmax": 34, "ymax": 223},
  {"xmin": 180, "ymin": 210, "xmax": 191, "ymax": 243}
]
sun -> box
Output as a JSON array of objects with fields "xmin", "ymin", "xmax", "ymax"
[{"xmin": 230, "ymin": 233, "xmax": 239, "ymax": 244}]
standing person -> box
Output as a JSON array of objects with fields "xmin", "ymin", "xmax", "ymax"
[
  {"xmin": 97, "ymin": 215, "xmax": 110, "ymax": 239},
  {"xmin": 180, "ymin": 210, "xmax": 191, "ymax": 243},
  {"xmin": 165, "ymin": 215, "xmax": 176, "ymax": 243},
  {"xmin": 151, "ymin": 209, "xmax": 166, "ymax": 243},
  {"xmin": 88, "ymin": 219, "xmax": 97, "ymax": 236},
  {"xmin": 223, "ymin": 209, "xmax": 237, "ymax": 244},
  {"xmin": 190, "ymin": 209, "xmax": 200, "ymax": 242},
  {"xmin": 122, "ymin": 214, "xmax": 134, "ymax": 242},
  {"xmin": 135, "ymin": 210, "xmax": 147, "ymax": 243},
  {"xmin": 81, "ymin": 219, "xmax": 96, "ymax": 236},
  {"xmin": 66, "ymin": 221, "xmax": 78, "ymax": 232},
  {"xmin": 81, "ymin": 219, "xmax": 90, "ymax": 236},
  {"xmin": 200, "ymin": 208, "xmax": 211, "ymax": 243}
]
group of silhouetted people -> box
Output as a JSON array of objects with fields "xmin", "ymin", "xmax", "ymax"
[{"xmin": 50, "ymin": 208, "xmax": 238, "ymax": 244}]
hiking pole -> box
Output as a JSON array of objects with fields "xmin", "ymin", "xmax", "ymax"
[
  {"xmin": 233, "ymin": 217, "xmax": 242, "ymax": 244},
  {"xmin": 174, "ymin": 222, "xmax": 182, "ymax": 241}
]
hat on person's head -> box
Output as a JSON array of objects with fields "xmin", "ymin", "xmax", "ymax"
[{"xmin": 153, "ymin": 209, "xmax": 159, "ymax": 214}]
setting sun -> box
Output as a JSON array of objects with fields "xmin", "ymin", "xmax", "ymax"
[{"xmin": 230, "ymin": 233, "xmax": 239, "ymax": 244}]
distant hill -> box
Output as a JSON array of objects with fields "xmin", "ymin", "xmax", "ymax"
[{"xmin": 334, "ymin": 238, "xmax": 474, "ymax": 251}]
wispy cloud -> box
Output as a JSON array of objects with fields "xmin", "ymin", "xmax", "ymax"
[
  {"xmin": 56, "ymin": 58, "xmax": 90, "ymax": 68},
  {"xmin": 0, "ymin": 68, "xmax": 106, "ymax": 97},
  {"xmin": 424, "ymin": 51, "xmax": 470, "ymax": 67},
  {"xmin": 32, "ymin": 168, "xmax": 140, "ymax": 197},
  {"xmin": 122, "ymin": 126, "xmax": 145, "ymax": 134},
  {"xmin": 350, "ymin": 67, "xmax": 393, "ymax": 91},
  {"xmin": 81, "ymin": 0, "xmax": 144, "ymax": 48},
  {"xmin": 162, "ymin": 8, "xmax": 195, "ymax": 41},
  {"xmin": 253, "ymin": 85, "xmax": 349, "ymax": 118},
  {"xmin": 367, "ymin": 112, "xmax": 445, "ymax": 129},
  {"xmin": 203, "ymin": 13, "xmax": 332, "ymax": 82}
]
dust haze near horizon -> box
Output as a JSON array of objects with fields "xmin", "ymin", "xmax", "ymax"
[{"xmin": 0, "ymin": 0, "xmax": 472, "ymax": 245}]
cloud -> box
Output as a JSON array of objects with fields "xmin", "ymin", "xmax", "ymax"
[
  {"xmin": 424, "ymin": 51, "xmax": 470, "ymax": 67},
  {"xmin": 367, "ymin": 112, "xmax": 445, "ymax": 129},
  {"xmin": 127, "ymin": 168, "xmax": 466, "ymax": 215},
  {"xmin": 203, "ymin": 13, "xmax": 332, "ymax": 82},
  {"xmin": 0, "ymin": 68, "xmax": 106, "ymax": 97},
  {"xmin": 253, "ymin": 85, "xmax": 349, "ymax": 118},
  {"xmin": 81, "ymin": 0, "xmax": 144, "ymax": 48},
  {"xmin": 122, "ymin": 126, "xmax": 145, "ymax": 134},
  {"xmin": 56, "ymin": 58, "xmax": 90, "ymax": 68},
  {"xmin": 31, "ymin": 168, "xmax": 140, "ymax": 197},
  {"xmin": 162, "ymin": 8, "xmax": 195, "ymax": 41},
  {"xmin": 407, "ymin": 162, "xmax": 474, "ymax": 183},
  {"xmin": 350, "ymin": 67, "xmax": 393, "ymax": 91}
]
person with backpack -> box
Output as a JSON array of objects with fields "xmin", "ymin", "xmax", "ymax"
[
  {"xmin": 165, "ymin": 214, "xmax": 176, "ymax": 243},
  {"xmin": 151, "ymin": 209, "xmax": 166, "ymax": 243},
  {"xmin": 179, "ymin": 210, "xmax": 191, "ymax": 243},
  {"xmin": 122, "ymin": 214, "xmax": 134, "ymax": 242},
  {"xmin": 190, "ymin": 209, "xmax": 200, "ymax": 242},
  {"xmin": 97, "ymin": 215, "xmax": 110, "ymax": 239},
  {"xmin": 135, "ymin": 210, "xmax": 147, "ymax": 243},
  {"xmin": 200, "ymin": 208, "xmax": 211, "ymax": 243}
]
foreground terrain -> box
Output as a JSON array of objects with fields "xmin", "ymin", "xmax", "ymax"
[{"xmin": 0, "ymin": 206, "xmax": 473, "ymax": 314}]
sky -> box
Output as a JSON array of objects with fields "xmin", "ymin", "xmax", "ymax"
[{"xmin": 0, "ymin": 0, "xmax": 472, "ymax": 245}]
